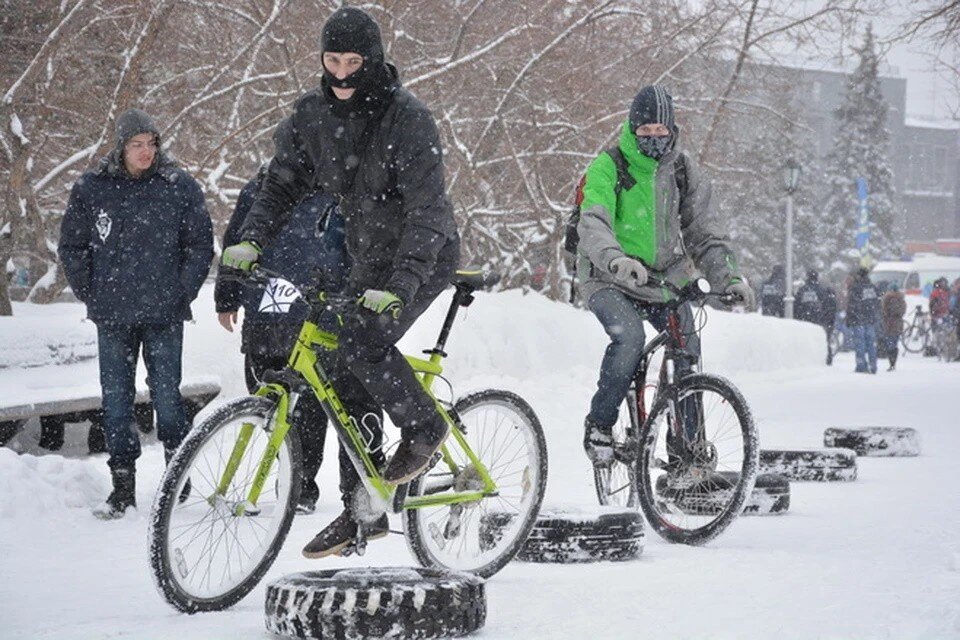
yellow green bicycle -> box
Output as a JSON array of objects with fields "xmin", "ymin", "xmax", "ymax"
[{"xmin": 148, "ymin": 268, "xmax": 548, "ymax": 613}]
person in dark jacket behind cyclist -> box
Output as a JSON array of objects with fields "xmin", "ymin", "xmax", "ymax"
[
  {"xmin": 795, "ymin": 269, "xmax": 835, "ymax": 365},
  {"xmin": 215, "ymin": 167, "xmax": 351, "ymax": 514},
  {"xmin": 760, "ymin": 265, "xmax": 786, "ymax": 317},
  {"xmin": 58, "ymin": 108, "xmax": 213, "ymax": 519},
  {"xmin": 575, "ymin": 84, "xmax": 754, "ymax": 464},
  {"xmin": 220, "ymin": 7, "xmax": 460, "ymax": 559},
  {"xmin": 846, "ymin": 265, "xmax": 881, "ymax": 374}
]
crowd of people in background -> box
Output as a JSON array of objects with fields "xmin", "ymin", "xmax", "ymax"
[{"xmin": 758, "ymin": 263, "xmax": 960, "ymax": 373}]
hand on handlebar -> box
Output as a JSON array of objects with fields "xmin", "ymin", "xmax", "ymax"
[
  {"xmin": 724, "ymin": 280, "xmax": 756, "ymax": 309},
  {"xmin": 609, "ymin": 255, "xmax": 649, "ymax": 290}
]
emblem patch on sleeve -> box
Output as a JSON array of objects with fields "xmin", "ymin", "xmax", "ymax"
[{"xmin": 95, "ymin": 210, "xmax": 112, "ymax": 242}]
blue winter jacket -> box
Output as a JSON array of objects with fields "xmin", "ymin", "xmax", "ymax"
[
  {"xmin": 58, "ymin": 158, "xmax": 213, "ymax": 324},
  {"xmin": 214, "ymin": 177, "xmax": 347, "ymax": 354}
]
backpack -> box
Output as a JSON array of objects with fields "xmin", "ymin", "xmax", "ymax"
[{"xmin": 564, "ymin": 148, "xmax": 688, "ymax": 298}]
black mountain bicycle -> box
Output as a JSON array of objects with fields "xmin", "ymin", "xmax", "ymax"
[{"xmin": 593, "ymin": 279, "xmax": 759, "ymax": 545}]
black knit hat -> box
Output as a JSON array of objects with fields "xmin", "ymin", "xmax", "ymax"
[
  {"xmin": 629, "ymin": 85, "xmax": 675, "ymax": 131},
  {"xmin": 115, "ymin": 108, "xmax": 159, "ymax": 145},
  {"xmin": 321, "ymin": 7, "xmax": 384, "ymax": 63}
]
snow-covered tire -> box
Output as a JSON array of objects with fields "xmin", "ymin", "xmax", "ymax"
[
  {"xmin": 655, "ymin": 472, "xmax": 790, "ymax": 516},
  {"xmin": 759, "ymin": 448, "xmax": 857, "ymax": 481},
  {"xmin": 264, "ymin": 567, "xmax": 486, "ymax": 639},
  {"xmin": 481, "ymin": 506, "xmax": 644, "ymax": 563},
  {"xmin": 823, "ymin": 427, "xmax": 921, "ymax": 457}
]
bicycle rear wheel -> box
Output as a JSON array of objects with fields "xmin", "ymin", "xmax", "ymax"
[
  {"xmin": 637, "ymin": 374, "xmax": 758, "ymax": 545},
  {"xmin": 901, "ymin": 318, "xmax": 927, "ymax": 353},
  {"xmin": 148, "ymin": 396, "xmax": 302, "ymax": 613},
  {"xmin": 593, "ymin": 389, "xmax": 640, "ymax": 508},
  {"xmin": 403, "ymin": 389, "xmax": 547, "ymax": 578}
]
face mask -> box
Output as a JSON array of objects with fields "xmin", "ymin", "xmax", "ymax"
[
  {"xmin": 323, "ymin": 61, "xmax": 371, "ymax": 91},
  {"xmin": 636, "ymin": 134, "xmax": 671, "ymax": 160}
]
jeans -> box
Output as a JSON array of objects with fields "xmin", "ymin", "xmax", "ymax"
[
  {"xmin": 587, "ymin": 288, "xmax": 700, "ymax": 427},
  {"xmin": 850, "ymin": 324, "xmax": 878, "ymax": 373},
  {"xmin": 96, "ymin": 322, "xmax": 187, "ymax": 469}
]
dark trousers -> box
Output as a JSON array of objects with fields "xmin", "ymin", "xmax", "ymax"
[
  {"xmin": 881, "ymin": 334, "xmax": 899, "ymax": 367},
  {"xmin": 587, "ymin": 288, "xmax": 700, "ymax": 428},
  {"xmin": 322, "ymin": 274, "xmax": 450, "ymax": 511},
  {"xmin": 244, "ymin": 349, "xmax": 327, "ymax": 505},
  {"xmin": 96, "ymin": 322, "xmax": 187, "ymax": 469}
]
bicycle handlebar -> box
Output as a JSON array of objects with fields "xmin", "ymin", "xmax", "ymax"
[{"xmin": 653, "ymin": 277, "xmax": 743, "ymax": 308}]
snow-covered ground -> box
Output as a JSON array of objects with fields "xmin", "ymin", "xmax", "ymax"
[{"xmin": 2, "ymin": 285, "xmax": 959, "ymax": 639}]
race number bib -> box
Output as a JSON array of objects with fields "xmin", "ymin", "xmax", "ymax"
[{"xmin": 258, "ymin": 277, "xmax": 301, "ymax": 313}]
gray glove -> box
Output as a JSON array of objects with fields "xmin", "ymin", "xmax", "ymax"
[
  {"xmin": 609, "ymin": 255, "xmax": 648, "ymax": 289},
  {"xmin": 725, "ymin": 279, "xmax": 756, "ymax": 309}
]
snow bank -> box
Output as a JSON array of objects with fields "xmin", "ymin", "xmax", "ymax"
[
  {"xmin": 0, "ymin": 313, "xmax": 96, "ymax": 369},
  {"xmin": 0, "ymin": 448, "xmax": 107, "ymax": 518}
]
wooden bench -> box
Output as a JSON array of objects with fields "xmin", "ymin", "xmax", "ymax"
[{"xmin": 0, "ymin": 379, "xmax": 221, "ymax": 450}]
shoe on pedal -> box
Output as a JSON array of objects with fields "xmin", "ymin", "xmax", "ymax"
[
  {"xmin": 382, "ymin": 421, "xmax": 449, "ymax": 485},
  {"xmin": 583, "ymin": 416, "xmax": 614, "ymax": 465},
  {"xmin": 302, "ymin": 510, "xmax": 389, "ymax": 559}
]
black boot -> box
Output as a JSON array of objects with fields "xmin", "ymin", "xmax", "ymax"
[
  {"xmin": 583, "ymin": 416, "xmax": 614, "ymax": 465},
  {"xmin": 382, "ymin": 419, "xmax": 449, "ymax": 485},
  {"xmin": 92, "ymin": 466, "xmax": 136, "ymax": 520},
  {"xmin": 302, "ymin": 510, "xmax": 389, "ymax": 559},
  {"xmin": 164, "ymin": 447, "xmax": 191, "ymax": 504}
]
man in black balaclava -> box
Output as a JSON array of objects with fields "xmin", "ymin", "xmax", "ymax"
[{"xmin": 222, "ymin": 7, "xmax": 460, "ymax": 559}]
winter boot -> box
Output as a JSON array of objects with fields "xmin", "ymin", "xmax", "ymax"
[
  {"xmin": 296, "ymin": 480, "xmax": 319, "ymax": 516},
  {"xmin": 164, "ymin": 447, "xmax": 191, "ymax": 504},
  {"xmin": 382, "ymin": 419, "xmax": 449, "ymax": 485},
  {"xmin": 583, "ymin": 416, "xmax": 614, "ymax": 465},
  {"xmin": 302, "ymin": 510, "xmax": 389, "ymax": 559},
  {"xmin": 92, "ymin": 466, "xmax": 136, "ymax": 520}
]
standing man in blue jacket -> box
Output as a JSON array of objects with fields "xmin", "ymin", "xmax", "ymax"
[
  {"xmin": 215, "ymin": 167, "xmax": 355, "ymax": 514},
  {"xmin": 58, "ymin": 109, "xmax": 213, "ymax": 519}
]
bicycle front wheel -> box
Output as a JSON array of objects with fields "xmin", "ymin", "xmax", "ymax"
[
  {"xmin": 637, "ymin": 374, "xmax": 758, "ymax": 545},
  {"xmin": 403, "ymin": 389, "xmax": 547, "ymax": 578},
  {"xmin": 148, "ymin": 396, "xmax": 302, "ymax": 613}
]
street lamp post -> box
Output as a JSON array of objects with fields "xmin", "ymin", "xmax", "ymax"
[{"xmin": 783, "ymin": 158, "xmax": 801, "ymax": 320}]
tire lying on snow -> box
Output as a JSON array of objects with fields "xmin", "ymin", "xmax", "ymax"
[
  {"xmin": 481, "ymin": 505, "xmax": 644, "ymax": 563},
  {"xmin": 824, "ymin": 427, "xmax": 920, "ymax": 457},
  {"xmin": 759, "ymin": 448, "xmax": 857, "ymax": 481},
  {"xmin": 654, "ymin": 472, "xmax": 790, "ymax": 516},
  {"xmin": 264, "ymin": 567, "xmax": 486, "ymax": 640}
]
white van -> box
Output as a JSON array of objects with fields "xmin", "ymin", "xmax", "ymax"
[{"xmin": 870, "ymin": 254, "xmax": 960, "ymax": 297}]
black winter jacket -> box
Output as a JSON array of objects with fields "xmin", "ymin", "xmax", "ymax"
[
  {"xmin": 846, "ymin": 276, "xmax": 881, "ymax": 327},
  {"xmin": 240, "ymin": 68, "xmax": 459, "ymax": 304},
  {"xmin": 58, "ymin": 157, "xmax": 213, "ymax": 324}
]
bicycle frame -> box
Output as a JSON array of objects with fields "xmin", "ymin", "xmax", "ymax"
[{"xmin": 214, "ymin": 284, "xmax": 499, "ymax": 516}]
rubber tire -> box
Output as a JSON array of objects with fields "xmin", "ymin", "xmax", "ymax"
[
  {"xmin": 824, "ymin": 427, "xmax": 921, "ymax": 457},
  {"xmin": 404, "ymin": 389, "xmax": 548, "ymax": 579},
  {"xmin": 482, "ymin": 506, "xmax": 644, "ymax": 563},
  {"xmin": 264, "ymin": 567, "xmax": 486, "ymax": 640},
  {"xmin": 759, "ymin": 448, "xmax": 857, "ymax": 481},
  {"xmin": 655, "ymin": 472, "xmax": 790, "ymax": 516},
  {"xmin": 637, "ymin": 373, "xmax": 759, "ymax": 546},
  {"xmin": 149, "ymin": 396, "xmax": 302, "ymax": 613}
]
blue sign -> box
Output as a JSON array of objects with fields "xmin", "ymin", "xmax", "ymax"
[{"xmin": 855, "ymin": 177, "xmax": 870, "ymax": 256}]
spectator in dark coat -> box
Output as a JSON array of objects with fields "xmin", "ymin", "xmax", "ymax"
[
  {"xmin": 880, "ymin": 282, "xmax": 906, "ymax": 371},
  {"xmin": 846, "ymin": 266, "xmax": 881, "ymax": 374},
  {"xmin": 221, "ymin": 7, "xmax": 460, "ymax": 558},
  {"xmin": 215, "ymin": 168, "xmax": 350, "ymax": 514},
  {"xmin": 761, "ymin": 265, "xmax": 785, "ymax": 317},
  {"xmin": 795, "ymin": 269, "xmax": 836, "ymax": 365},
  {"xmin": 58, "ymin": 108, "xmax": 214, "ymax": 519}
]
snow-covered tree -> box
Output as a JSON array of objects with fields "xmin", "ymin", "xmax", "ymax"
[{"xmin": 821, "ymin": 25, "xmax": 899, "ymax": 262}]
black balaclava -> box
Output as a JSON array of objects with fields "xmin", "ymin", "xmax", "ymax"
[
  {"xmin": 806, "ymin": 269, "xmax": 819, "ymax": 284},
  {"xmin": 321, "ymin": 7, "xmax": 384, "ymax": 93},
  {"xmin": 629, "ymin": 84, "xmax": 675, "ymax": 160}
]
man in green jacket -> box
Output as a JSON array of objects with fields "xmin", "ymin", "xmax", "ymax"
[{"xmin": 577, "ymin": 84, "xmax": 754, "ymax": 464}]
